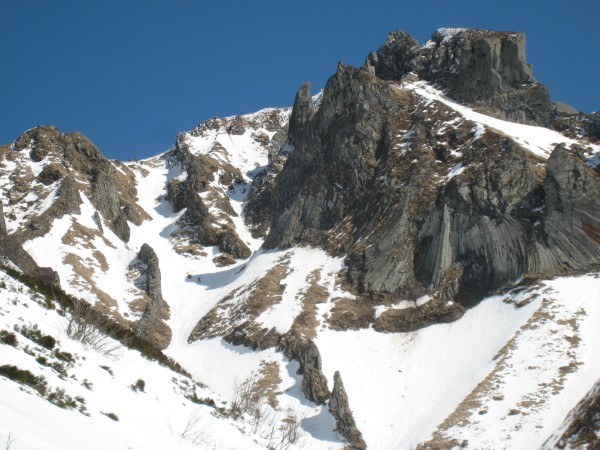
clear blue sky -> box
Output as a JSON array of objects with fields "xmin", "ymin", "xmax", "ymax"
[{"xmin": 1, "ymin": 0, "xmax": 598, "ymax": 160}]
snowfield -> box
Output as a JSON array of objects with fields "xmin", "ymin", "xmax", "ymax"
[
  {"xmin": 0, "ymin": 270, "xmax": 266, "ymax": 450},
  {"xmin": 316, "ymin": 275, "xmax": 600, "ymax": 449}
]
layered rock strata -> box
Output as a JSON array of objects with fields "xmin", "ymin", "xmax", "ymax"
[{"xmin": 261, "ymin": 29, "xmax": 600, "ymax": 328}]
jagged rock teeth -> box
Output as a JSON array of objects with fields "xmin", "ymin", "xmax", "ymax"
[
  {"xmin": 329, "ymin": 371, "xmax": 367, "ymax": 450},
  {"xmin": 165, "ymin": 137, "xmax": 251, "ymax": 259},
  {"xmin": 363, "ymin": 29, "xmax": 420, "ymax": 79},
  {"xmin": 288, "ymin": 82, "xmax": 315, "ymax": 146}
]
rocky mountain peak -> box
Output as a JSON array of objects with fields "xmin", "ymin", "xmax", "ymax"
[
  {"xmin": 364, "ymin": 27, "xmax": 553, "ymax": 126},
  {"xmin": 260, "ymin": 27, "xmax": 600, "ymax": 332},
  {"xmin": 163, "ymin": 107, "xmax": 291, "ymax": 263}
]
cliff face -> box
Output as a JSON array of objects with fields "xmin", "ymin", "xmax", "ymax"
[
  {"xmin": 364, "ymin": 28, "xmax": 554, "ymax": 126},
  {"xmin": 261, "ymin": 28, "xmax": 600, "ymax": 326}
]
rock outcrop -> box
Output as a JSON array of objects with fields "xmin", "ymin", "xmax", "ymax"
[
  {"xmin": 584, "ymin": 111, "xmax": 600, "ymax": 141},
  {"xmin": 134, "ymin": 244, "xmax": 172, "ymax": 350},
  {"xmin": 166, "ymin": 132, "xmax": 251, "ymax": 260},
  {"xmin": 0, "ymin": 201, "xmax": 59, "ymax": 286},
  {"xmin": 555, "ymin": 109, "xmax": 600, "ymax": 144},
  {"xmin": 280, "ymin": 336, "xmax": 330, "ymax": 405},
  {"xmin": 261, "ymin": 29, "xmax": 600, "ymax": 329},
  {"xmin": 244, "ymin": 136, "xmax": 291, "ymax": 238},
  {"xmin": 6, "ymin": 126, "xmax": 145, "ymax": 243},
  {"xmin": 364, "ymin": 28, "xmax": 554, "ymax": 126},
  {"xmin": 329, "ymin": 371, "xmax": 366, "ymax": 449},
  {"xmin": 0, "ymin": 125, "xmax": 149, "ymax": 291}
]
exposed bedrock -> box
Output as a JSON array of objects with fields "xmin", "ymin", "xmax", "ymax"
[
  {"xmin": 263, "ymin": 51, "xmax": 600, "ymax": 316},
  {"xmin": 135, "ymin": 243, "xmax": 172, "ymax": 350},
  {"xmin": 265, "ymin": 62, "xmax": 400, "ymax": 252},
  {"xmin": 329, "ymin": 371, "xmax": 367, "ymax": 450},
  {"xmin": 279, "ymin": 336, "xmax": 331, "ymax": 405},
  {"xmin": 10, "ymin": 126, "xmax": 144, "ymax": 243},
  {"xmin": 166, "ymin": 139, "xmax": 251, "ymax": 259},
  {"xmin": 364, "ymin": 28, "xmax": 554, "ymax": 126}
]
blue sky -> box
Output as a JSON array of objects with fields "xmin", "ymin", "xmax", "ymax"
[{"xmin": 1, "ymin": 0, "xmax": 598, "ymax": 160}]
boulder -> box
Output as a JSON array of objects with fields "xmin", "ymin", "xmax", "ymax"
[{"xmin": 554, "ymin": 101, "xmax": 580, "ymax": 117}]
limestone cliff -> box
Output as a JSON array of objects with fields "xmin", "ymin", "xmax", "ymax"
[{"xmin": 260, "ymin": 29, "xmax": 600, "ymax": 330}]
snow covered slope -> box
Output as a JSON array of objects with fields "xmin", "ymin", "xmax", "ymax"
[
  {"xmin": 403, "ymin": 81, "xmax": 600, "ymax": 160},
  {"xmin": 0, "ymin": 268, "xmax": 267, "ymax": 450}
]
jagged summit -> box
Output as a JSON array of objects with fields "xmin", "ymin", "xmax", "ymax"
[{"xmin": 363, "ymin": 27, "xmax": 554, "ymax": 126}]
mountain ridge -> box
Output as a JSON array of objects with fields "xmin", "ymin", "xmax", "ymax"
[{"xmin": 2, "ymin": 27, "xmax": 600, "ymax": 449}]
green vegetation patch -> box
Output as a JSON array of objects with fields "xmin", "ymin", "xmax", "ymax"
[
  {"xmin": 0, "ymin": 364, "xmax": 48, "ymax": 395},
  {"xmin": 0, "ymin": 330, "xmax": 18, "ymax": 346}
]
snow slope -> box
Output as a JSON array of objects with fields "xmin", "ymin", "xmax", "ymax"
[
  {"xmin": 403, "ymin": 81, "xmax": 600, "ymax": 160},
  {"xmin": 315, "ymin": 276, "xmax": 600, "ymax": 449},
  {"xmin": 0, "ymin": 269, "xmax": 266, "ymax": 450}
]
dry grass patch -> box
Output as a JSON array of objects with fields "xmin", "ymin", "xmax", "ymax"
[
  {"xmin": 240, "ymin": 263, "xmax": 289, "ymax": 317},
  {"xmin": 92, "ymin": 251, "xmax": 109, "ymax": 272},
  {"xmin": 252, "ymin": 361, "xmax": 282, "ymax": 408},
  {"xmin": 64, "ymin": 253, "xmax": 117, "ymax": 309},
  {"xmin": 327, "ymin": 297, "xmax": 374, "ymax": 331},
  {"xmin": 189, "ymin": 259, "xmax": 290, "ymax": 343},
  {"xmin": 127, "ymin": 295, "xmax": 150, "ymax": 315},
  {"xmin": 173, "ymin": 243, "xmax": 207, "ymax": 259},
  {"xmin": 62, "ymin": 220, "xmax": 116, "ymax": 250},
  {"xmin": 289, "ymin": 270, "xmax": 329, "ymax": 340}
]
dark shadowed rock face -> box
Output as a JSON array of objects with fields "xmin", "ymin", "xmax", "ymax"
[
  {"xmin": 329, "ymin": 371, "xmax": 366, "ymax": 450},
  {"xmin": 296, "ymin": 340, "xmax": 330, "ymax": 405},
  {"xmin": 365, "ymin": 28, "xmax": 554, "ymax": 127},
  {"xmin": 556, "ymin": 109, "xmax": 600, "ymax": 144},
  {"xmin": 244, "ymin": 124, "xmax": 292, "ymax": 238},
  {"xmin": 0, "ymin": 202, "xmax": 6, "ymax": 238},
  {"xmin": 260, "ymin": 29, "xmax": 600, "ymax": 330},
  {"xmin": 585, "ymin": 111, "xmax": 600, "ymax": 141},
  {"xmin": 264, "ymin": 63, "xmax": 402, "ymax": 252},
  {"xmin": 135, "ymin": 243, "xmax": 171, "ymax": 350}
]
